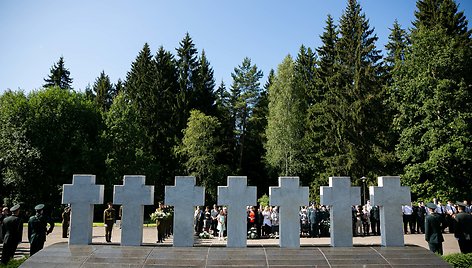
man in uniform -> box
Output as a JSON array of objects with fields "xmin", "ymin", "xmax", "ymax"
[
  {"xmin": 61, "ymin": 205, "xmax": 71, "ymax": 238},
  {"xmin": 28, "ymin": 204, "xmax": 55, "ymax": 256},
  {"xmin": 1, "ymin": 204, "xmax": 22, "ymax": 264},
  {"xmin": 103, "ymin": 202, "xmax": 115, "ymax": 243},
  {"xmin": 454, "ymin": 202, "xmax": 472, "ymax": 253},
  {"xmin": 425, "ymin": 202, "xmax": 445, "ymax": 255}
]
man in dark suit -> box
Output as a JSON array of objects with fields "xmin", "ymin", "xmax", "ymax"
[
  {"xmin": 425, "ymin": 202, "xmax": 445, "ymax": 255},
  {"xmin": 454, "ymin": 202, "xmax": 472, "ymax": 253},
  {"xmin": 1, "ymin": 204, "xmax": 23, "ymax": 264}
]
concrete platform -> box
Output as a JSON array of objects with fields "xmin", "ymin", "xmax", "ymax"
[
  {"xmin": 15, "ymin": 227, "xmax": 456, "ymax": 267},
  {"xmin": 21, "ymin": 243, "xmax": 451, "ymax": 268}
]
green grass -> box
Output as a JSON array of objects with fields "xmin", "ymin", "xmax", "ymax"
[{"xmin": 0, "ymin": 257, "xmax": 28, "ymax": 268}]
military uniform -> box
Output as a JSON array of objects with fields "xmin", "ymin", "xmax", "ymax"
[
  {"xmin": 1, "ymin": 204, "xmax": 23, "ymax": 264},
  {"xmin": 28, "ymin": 204, "xmax": 55, "ymax": 256},
  {"xmin": 103, "ymin": 203, "xmax": 115, "ymax": 242},
  {"xmin": 61, "ymin": 207, "xmax": 71, "ymax": 238},
  {"xmin": 454, "ymin": 202, "xmax": 472, "ymax": 253},
  {"xmin": 425, "ymin": 202, "xmax": 445, "ymax": 255}
]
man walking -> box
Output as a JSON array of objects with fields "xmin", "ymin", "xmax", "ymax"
[
  {"xmin": 425, "ymin": 202, "xmax": 445, "ymax": 255},
  {"xmin": 454, "ymin": 202, "xmax": 472, "ymax": 253},
  {"xmin": 1, "ymin": 204, "xmax": 22, "ymax": 264},
  {"xmin": 28, "ymin": 204, "xmax": 55, "ymax": 256}
]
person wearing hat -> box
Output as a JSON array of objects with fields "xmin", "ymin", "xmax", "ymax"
[
  {"xmin": 425, "ymin": 202, "xmax": 445, "ymax": 255},
  {"xmin": 1, "ymin": 204, "xmax": 23, "ymax": 264},
  {"xmin": 61, "ymin": 205, "xmax": 71, "ymax": 238},
  {"xmin": 28, "ymin": 204, "xmax": 55, "ymax": 256},
  {"xmin": 454, "ymin": 202, "xmax": 472, "ymax": 253}
]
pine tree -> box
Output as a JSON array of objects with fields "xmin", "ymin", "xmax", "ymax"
[
  {"xmin": 92, "ymin": 71, "xmax": 114, "ymax": 111},
  {"xmin": 43, "ymin": 56, "xmax": 73, "ymax": 89},
  {"xmin": 319, "ymin": 0, "xmax": 384, "ymax": 181},
  {"xmin": 230, "ymin": 57, "xmax": 263, "ymax": 172},
  {"xmin": 194, "ymin": 50, "xmax": 217, "ymax": 116},
  {"xmin": 385, "ymin": 20, "xmax": 409, "ymax": 72}
]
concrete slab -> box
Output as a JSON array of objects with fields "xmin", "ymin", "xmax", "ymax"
[{"xmin": 21, "ymin": 243, "xmax": 451, "ymax": 268}]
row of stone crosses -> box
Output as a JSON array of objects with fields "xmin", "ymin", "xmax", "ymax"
[{"xmin": 62, "ymin": 174, "xmax": 411, "ymax": 248}]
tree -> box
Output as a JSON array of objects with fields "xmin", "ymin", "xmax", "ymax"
[
  {"xmin": 390, "ymin": 25, "xmax": 472, "ymax": 201},
  {"xmin": 92, "ymin": 70, "xmax": 114, "ymax": 111},
  {"xmin": 194, "ymin": 50, "xmax": 217, "ymax": 116},
  {"xmin": 384, "ymin": 20, "xmax": 409, "ymax": 72},
  {"xmin": 177, "ymin": 110, "xmax": 227, "ymax": 201},
  {"xmin": 265, "ymin": 55, "xmax": 306, "ymax": 176},
  {"xmin": 413, "ymin": 0, "xmax": 471, "ymax": 39},
  {"xmin": 230, "ymin": 57, "xmax": 263, "ymax": 172},
  {"xmin": 317, "ymin": 0, "xmax": 385, "ymax": 182},
  {"xmin": 43, "ymin": 56, "xmax": 73, "ymax": 89}
]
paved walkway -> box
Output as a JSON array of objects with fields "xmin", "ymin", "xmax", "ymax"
[{"xmin": 12, "ymin": 226, "xmax": 458, "ymax": 267}]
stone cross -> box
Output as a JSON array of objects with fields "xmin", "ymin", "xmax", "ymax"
[
  {"xmin": 114, "ymin": 175, "xmax": 154, "ymax": 246},
  {"xmin": 218, "ymin": 176, "xmax": 257, "ymax": 247},
  {"xmin": 269, "ymin": 177, "xmax": 309, "ymax": 248},
  {"xmin": 165, "ymin": 176, "xmax": 204, "ymax": 247},
  {"xmin": 370, "ymin": 176, "xmax": 411, "ymax": 246},
  {"xmin": 62, "ymin": 174, "xmax": 104, "ymax": 245},
  {"xmin": 320, "ymin": 177, "xmax": 360, "ymax": 247}
]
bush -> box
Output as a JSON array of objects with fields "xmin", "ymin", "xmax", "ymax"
[{"xmin": 442, "ymin": 253, "xmax": 472, "ymax": 268}]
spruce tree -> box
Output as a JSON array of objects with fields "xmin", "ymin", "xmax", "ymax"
[
  {"xmin": 319, "ymin": 0, "xmax": 384, "ymax": 181},
  {"xmin": 194, "ymin": 50, "xmax": 217, "ymax": 116},
  {"xmin": 43, "ymin": 56, "xmax": 73, "ymax": 89},
  {"xmin": 92, "ymin": 70, "xmax": 114, "ymax": 112}
]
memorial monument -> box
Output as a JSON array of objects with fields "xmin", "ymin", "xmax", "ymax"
[
  {"xmin": 114, "ymin": 175, "xmax": 154, "ymax": 246},
  {"xmin": 62, "ymin": 174, "xmax": 104, "ymax": 245}
]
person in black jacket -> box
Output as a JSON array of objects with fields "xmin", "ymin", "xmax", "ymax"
[
  {"xmin": 1, "ymin": 204, "xmax": 22, "ymax": 264},
  {"xmin": 425, "ymin": 202, "xmax": 445, "ymax": 255}
]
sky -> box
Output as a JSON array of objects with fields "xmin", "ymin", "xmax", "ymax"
[{"xmin": 1, "ymin": 0, "xmax": 471, "ymax": 94}]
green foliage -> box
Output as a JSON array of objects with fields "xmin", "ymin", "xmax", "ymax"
[
  {"xmin": 43, "ymin": 56, "xmax": 73, "ymax": 89},
  {"xmin": 257, "ymin": 194, "xmax": 269, "ymax": 207},
  {"xmin": 177, "ymin": 110, "xmax": 227, "ymax": 201},
  {"xmin": 92, "ymin": 70, "xmax": 115, "ymax": 111},
  {"xmin": 266, "ymin": 55, "xmax": 306, "ymax": 177},
  {"xmin": 442, "ymin": 253, "xmax": 472, "ymax": 268},
  {"xmin": 0, "ymin": 256, "xmax": 28, "ymax": 267}
]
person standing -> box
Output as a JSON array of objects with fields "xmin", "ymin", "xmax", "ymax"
[
  {"xmin": 103, "ymin": 202, "xmax": 115, "ymax": 243},
  {"xmin": 370, "ymin": 205, "xmax": 380, "ymax": 236},
  {"xmin": 216, "ymin": 210, "xmax": 226, "ymax": 240},
  {"xmin": 425, "ymin": 202, "xmax": 445, "ymax": 255},
  {"xmin": 28, "ymin": 204, "xmax": 54, "ymax": 256},
  {"xmin": 308, "ymin": 203, "xmax": 319, "ymax": 238},
  {"xmin": 61, "ymin": 206, "xmax": 71, "ymax": 238},
  {"xmin": 1, "ymin": 204, "xmax": 22, "ymax": 264},
  {"xmin": 454, "ymin": 202, "xmax": 472, "ymax": 253}
]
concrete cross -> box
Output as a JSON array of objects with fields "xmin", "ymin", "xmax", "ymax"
[
  {"xmin": 269, "ymin": 177, "xmax": 309, "ymax": 248},
  {"xmin": 218, "ymin": 176, "xmax": 257, "ymax": 247},
  {"xmin": 320, "ymin": 177, "xmax": 360, "ymax": 247},
  {"xmin": 114, "ymin": 175, "xmax": 154, "ymax": 246},
  {"xmin": 62, "ymin": 174, "xmax": 104, "ymax": 245},
  {"xmin": 165, "ymin": 176, "xmax": 205, "ymax": 247},
  {"xmin": 370, "ymin": 176, "xmax": 411, "ymax": 246}
]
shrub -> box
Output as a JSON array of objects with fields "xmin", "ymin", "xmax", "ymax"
[{"xmin": 442, "ymin": 253, "xmax": 472, "ymax": 268}]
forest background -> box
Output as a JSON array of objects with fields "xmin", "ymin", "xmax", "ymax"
[{"xmin": 0, "ymin": 0, "xmax": 471, "ymax": 218}]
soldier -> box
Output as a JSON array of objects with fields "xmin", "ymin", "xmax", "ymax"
[
  {"xmin": 1, "ymin": 204, "xmax": 22, "ymax": 264},
  {"xmin": 103, "ymin": 202, "xmax": 115, "ymax": 243},
  {"xmin": 425, "ymin": 202, "xmax": 445, "ymax": 255},
  {"xmin": 61, "ymin": 206, "xmax": 71, "ymax": 238},
  {"xmin": 28, "ymin": 204, "xmax": 54, "ymax": 256},
  {"xmin": 454, "ymin": 202, "xmax": 472, "ymax": 253}
]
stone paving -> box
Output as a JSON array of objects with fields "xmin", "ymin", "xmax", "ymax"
[{"xmin": 12, "ymin": 226, "xmax": 457, "ymax": 267}]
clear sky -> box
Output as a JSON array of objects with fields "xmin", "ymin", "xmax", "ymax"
[{"xmin": 1, "ymin": 0, "xmax": 471, "ymax": 94}]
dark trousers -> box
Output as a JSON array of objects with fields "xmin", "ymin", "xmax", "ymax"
[
  {"xmin": 1, "ymin": 242, "xmax": 18, "ymax": 264},
  {"xmin": 403, "ymin": 214, "xmax": 415, "ymax": 233},
  {"xmin": 458, "ymin": 239, "xmax": 472, "ymax": 254},
  {"xmin": 30, "ymin": 237, "xmax": 46, "ymax": 256},
  {"xmin": 62, "ymin": 222, "xmax": 69, "ymax": 238},
  {"xmin": 310, "ymin": 222, "xmax": 319, "ymax": 238},
  {"xmin": 428, "ymin": 242, "xmax": 443, "ymax": 255},
  {"xmin": 371, "ymin": 219, "xmax": 380, "ymax": 235},
  {"xmin": 105, "ymin": 221, "xmax": 113, "ymax": 242}
]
